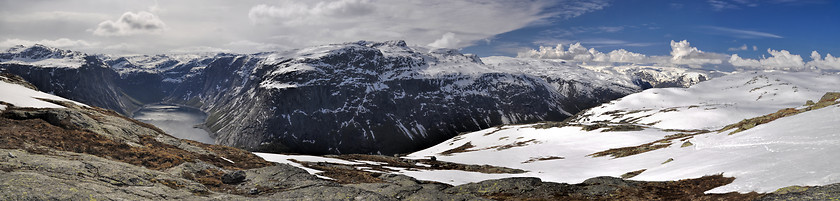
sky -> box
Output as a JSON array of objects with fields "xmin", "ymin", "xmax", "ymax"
[{"xmin": 0, "ymin": 0, "xmax": 838, "ymax": 68}]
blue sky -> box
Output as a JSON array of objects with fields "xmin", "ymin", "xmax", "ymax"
[{"xmin": 464, "ymin": 0, "xmax": 840, "ymax": 58}]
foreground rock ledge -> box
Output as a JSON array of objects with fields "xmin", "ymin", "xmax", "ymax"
[{"xmin": 0, "ymin": 86, "xmax": 835, "ymax": 200}]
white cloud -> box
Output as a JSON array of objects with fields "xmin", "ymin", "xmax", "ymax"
[
  {"xmin": 427, "ymin": 32, "xmax": 462, "ymax": 49},
  {"xmin": 225, "ymin": 40, "xmax": 288, "ymax": 53},
  {"xmin": 1, "ymin": 11, "xmax": 108, "ymax": 23},
  {"xmin": 669, "ymin": 40, "xmax": 726, "ymax": 67},
  {"xmin": 516, "ymin": 42, "xmax": 650, "ymax": 63},
  {"xmin": 519, "ymin": 39, "xmax": 838, "ymax": 72},
  {"xmin": 753, "ymin": 45, "xmax": 758, "ymax": 51},
  {"xmin": 807, "ymin": 51, "xmax": 840, "ymax": 70},
  {"xmin": 169, "ymin": 46, "xmax": 230, "ymax": 54},
  {"xmin": 708, "ymin": 0, "xmax": 739, "ymax": 11},
  {"xmin": 728, "ymin": 44, "xmax": 748, "ymax": 51},
  {"xmin": 0, "ymin": 38, "xmax": 97, "ymax": 49},
  {"xmin": 702, "ymin": 26, "xmax": 783, "ymax": 39},
  {"xmin": 729, "ymin": 49, "xmax": 805, "ymax": 70},
  {"xmin": 246, "ymin": 0, "xmax": 607, "ymax": 49},
  {"xmin": 93, "ymin": 11, "xmax": 167, "ymax": 36}
]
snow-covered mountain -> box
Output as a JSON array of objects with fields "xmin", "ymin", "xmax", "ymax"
[
  {"xmin": 0, "ymin": 44, "xmax": 89, "ymax": 68},
  {"xmin": 366, "ymin": 71, "xmax": 839, "ymax": 193},
  {"xmin": 1, "ymin": 42, "xmax": 717, "ymax": 154}
]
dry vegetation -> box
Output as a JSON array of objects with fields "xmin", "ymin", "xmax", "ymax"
[
  {"xmin": 289, "ymin": 154, "xmax": 527, "ymax": 184},
  {"xmin": 522, "ymin": 156, "xmax": 565, "ymax": 164},
  {"xmin": 589, "ymin": 130, "xmax": 708, "ymax": 159},
  {"xmin": 0, "ymin": 105, "xmax": 272, "ymax": 195}
]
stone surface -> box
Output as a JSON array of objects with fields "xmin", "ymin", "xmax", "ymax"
[{"xmin": 222, "ymin": 170, "xmax": 246, "ymax": 184}]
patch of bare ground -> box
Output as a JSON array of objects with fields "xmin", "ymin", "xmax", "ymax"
[
  {"xmin": 720, "ymin": 92, "xmax": 840, "ymax": 134},
  {"xmin": 589, "ymin": 130, "xmax": 708, "ymax": 159},
  {"xmin": 531, "ymin": 121, "xmax": 566, "ymax": 129},
  {"xmin": 621, "ymin": 169, "xmax": 646, "ymax": 179},
  {"xmin": 522, "ymin": 156, "xmax": 564, "ymax": 164},
  {"xmin": 608, "ymin": 175, "xmax": 763, "ymax": 201},
  {"xmin": 439, "ymin": 139, "xmax": 542, "ymax": 156},
  {"xmin": 439, "ymin": 142, "xmax": 475, "ymax": 156},
  {"xmin": 291, "ymin": 154, "xmax": 527, "ymax": 184},
  {"xmin": 580, "ymin": 123, "xmax": 646, "ymax": 132},
  {"xmin": 485, "ymin": 139, "xmax": 540, "ymax": 151}
]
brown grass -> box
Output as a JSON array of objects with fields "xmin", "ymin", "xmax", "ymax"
[
  {"xmin": 611, "ymin": 175, "xmax": 763, "ymax": 201},
  {"xmin": 522, "ymin": 156, "xmax": 565, "ymax": 164},
  {"xmin": 621, "ymin": 169, "xmax": 646, "ymax": 179},
  {"xmin": 439, "ymin": 142, "xmax": 475, "ymax": 155},
  {"xmin": 480, "ymin": 175, "xmax": 762, "ymax": 201},
  {"xmin": 293, "ymin": 159, "xmax": 385, "ymax": 184}
]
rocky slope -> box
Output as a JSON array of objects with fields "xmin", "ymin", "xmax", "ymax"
[{"xmin": 2, "ymin": 42, "xmax": 714, "ymax": 155}]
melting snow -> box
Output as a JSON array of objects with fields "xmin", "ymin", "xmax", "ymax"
[
  {"xmin": 400, "ymin": 71, "xmax": 840, "ymax": 193},
  {"xmin": 0, "ymin": 79, "xmax": 87, "ymax": 111}
]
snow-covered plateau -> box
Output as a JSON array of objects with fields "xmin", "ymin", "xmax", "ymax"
[{"xmin": 258, "ymin": 71, "xmax": 840, "ymax": 194}]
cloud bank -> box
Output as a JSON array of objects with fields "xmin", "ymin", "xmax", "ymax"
[
  {"xmin": 0, "ymin": 38, "xmax": 97, "ymax": 49},
  {"xmin": 246, "ymin": 0, "xmax": 608, "ymax": 49},
  {"xmin": 93, "ymin": 11, "xmax": 167, "ymax": 36},
  {"xmin": 518, "ymin": 40, "xmax": 840, "ymax": 71}
]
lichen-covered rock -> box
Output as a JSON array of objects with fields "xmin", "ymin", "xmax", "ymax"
[
  {"xmin": 222, "ymin": 170, "xmax": 246, "ymax": 184},
  {"xmin": 758, "ymin": 184, "xmax": 840, "ymax": 201}
]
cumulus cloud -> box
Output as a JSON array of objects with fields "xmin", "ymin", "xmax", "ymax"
[
  {"xmin": 729, "ymin": 49, "xmax": 806, "ymax": 70},
  {"xmin": 807, "ymin": 51, "xmax": 840, "ymax": 70},
  {"xmin": 93, "ymin": 11, "xmax": 166, "ymax": 36},
  {"xmin": 427, "ymin": 32, "xmax": 462, "ymax": 49},
  {"xmin": 519, "ymin": 40, "xmax": 730, "ymax": 68},
  {"xmin": 246, "ymin": 0, "xmax": 608, "ymax": 49},
  {"xmin": 0, "ymin": 38, "xmax": 97, "ymax": 49},
  {"xmin": 728, "ymin": 44, "xmax": 748, "ymax": 51},
  {"xmin": 669, "ymin": 40, "xmax": 726, "ymax": 67},
  {"xmin": 517, "ymin": 42, "xmax": 650, "ymax": 63}
]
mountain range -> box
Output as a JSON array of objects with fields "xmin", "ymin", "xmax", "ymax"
[{"xmin": 0, "ymin": 42, "xmax": 713, "ymax": 155}]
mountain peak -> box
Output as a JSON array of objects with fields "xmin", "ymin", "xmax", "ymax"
[{"xmin": 1, "ymin": 44, "xmax": 89, "ymax": 68}]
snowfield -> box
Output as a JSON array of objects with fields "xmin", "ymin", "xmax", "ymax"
[
  {"xmin": 259, "ymin": 70, "xmax": 840, "ymax": 194},
  {"xmin": 402, "ymin": 71, "xmax": 840, "ymax": 193},
  {"xmin": 0, "ymin": 78, "xmax": 87, "ymax": 112},
  {"xmin": 576, "ymin": 71, "xmax": 840, "ymax": 130}
]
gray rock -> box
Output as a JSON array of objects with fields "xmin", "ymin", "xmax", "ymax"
[
  {"xmin": 264, "ymin": 185, "xmax": 393, "ymax": 201},
  {"xmin": 758, "ymin": 183, "xmax": 840, "ymax": 201},
  {"xmin": 578, "ymin": 176, "xmax": 638, "ymax": 197},
  {"xmin": 445, "ymin": 177, "xmax": 574, "ymax": 199},
  {"xmin": 239, "ymin": 163, "xmax": 338, "ymax": 192},
  {"xmin": 222, "ymin": 170, "xmax": 246, "ymax": 184},
  {"xmin": 0, "ymin": 148, "xmax": 221, "ymax": 200}
]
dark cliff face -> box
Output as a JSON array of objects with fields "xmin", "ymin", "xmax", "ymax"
[
  {"xmin": 1, "ymin": 42, "xmax": 699, "ymax": 155},
  {"xmin": 0, "ymin": 57, "xmax": 141, "ymax": 115}
]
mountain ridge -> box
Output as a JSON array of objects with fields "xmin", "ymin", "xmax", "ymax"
[{"xmin": 1, "ymin": 41, "xmax": 717, "ymax": 154}]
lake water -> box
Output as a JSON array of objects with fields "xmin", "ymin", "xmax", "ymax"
[{"xmin": 133, "ymin": 104, "xmax": 215, "ymax": 144}]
